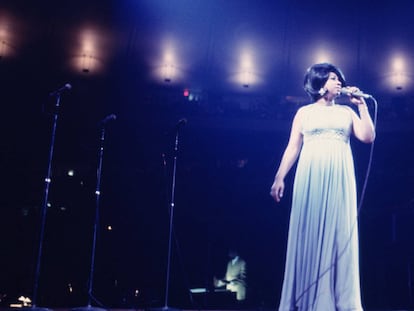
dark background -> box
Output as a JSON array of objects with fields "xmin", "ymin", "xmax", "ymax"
[{"xmin": 0, "ymin": 0, "xmax": 414, "ymax": 310}]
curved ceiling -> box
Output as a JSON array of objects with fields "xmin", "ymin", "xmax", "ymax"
[{"xmin": 2, "ymin": 0, "xmax": 414, "ymax": 97}]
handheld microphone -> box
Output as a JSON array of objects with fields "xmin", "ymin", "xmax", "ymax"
[
  {"xmin": 340, "ymin": 87, "xmax": 372, "ymax": 99},
  {"xmin": 49, "ymin": 83, "xmax": 72, "ymax": 96}
]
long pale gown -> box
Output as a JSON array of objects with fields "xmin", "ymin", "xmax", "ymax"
[{"xmin": 278, "ymin": 104, "xmax": 363, "ymax": 311}]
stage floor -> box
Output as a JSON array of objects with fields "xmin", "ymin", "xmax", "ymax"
[{"xmin": 1, "ymin": 308, "xmax": 414, "ymax": 311}]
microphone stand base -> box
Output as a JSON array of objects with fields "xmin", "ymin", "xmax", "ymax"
[
  {"xmin": 72, "ymin": 306, "xmax": 107, "ymax": 311},
  {"xmin": 148, "ymin": 306, "xmax": 181, "ymax": 311},
  {"xmin": 21, "ymin": 307, "xmax": 53, "ymax": 311}
]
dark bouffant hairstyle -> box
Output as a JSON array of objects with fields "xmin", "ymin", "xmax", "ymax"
[{"xmin": 303, "ymin": 63, "xmax": 346, "ymax": 102}]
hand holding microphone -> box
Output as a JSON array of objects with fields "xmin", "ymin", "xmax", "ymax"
[{"xmin": 340, "ymin": 87, "xmax": 372, "ymax": 99}]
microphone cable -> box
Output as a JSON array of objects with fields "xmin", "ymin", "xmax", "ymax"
[{"xmin": 357, "ymin": 96, "xmax": 378, "ymax": 214}]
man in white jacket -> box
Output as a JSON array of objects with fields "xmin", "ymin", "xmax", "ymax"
[{"xmin": 214, "ymin": 249, "xmax": 247, "ymax": 301}]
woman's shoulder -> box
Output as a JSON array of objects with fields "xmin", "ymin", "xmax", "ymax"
[
  {"xmin": 291, "ymin": 104, "xmax": 314, "ymax": 125},
  {"xmin": 299, "ymin": 103, "xmax": 314, "ymax": 110},
  {"xmin": 293, "ymin": 103, "xmax": 313, "ymax": 118},
  {"xmin": 296, "ymin": 103, "xmax": 314, "ymax": 114}
]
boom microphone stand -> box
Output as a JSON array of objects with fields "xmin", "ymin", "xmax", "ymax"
[
  {"xmin": 30, "ymin": 83, "xmax": 71, "ymax": 311},
  {"xmin": 73, "ymin": 114, "xmax": 116, "ymax": 311}
]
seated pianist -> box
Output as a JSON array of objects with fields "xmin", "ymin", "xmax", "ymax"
[{"xmin": 213, "ymin": 249, "xmax": 247, "ymax": 301}]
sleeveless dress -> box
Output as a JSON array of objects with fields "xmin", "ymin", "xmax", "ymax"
[{"xmin": 278, "ymin": 104, "xmax": 363, "ymax": 311}]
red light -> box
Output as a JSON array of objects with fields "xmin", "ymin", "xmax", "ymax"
[{"xmin": 183, "ymin": 89, "xmax": 189, "ymax": 97}]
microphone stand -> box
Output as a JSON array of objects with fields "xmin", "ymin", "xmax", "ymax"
[
  {"xmin": 154, "ymin": 121, "xmax": 185, "ymax": 311},
  {"xmin": 29, "ymin": 93, "xmax": 66, "ymax": 311},
  {"xmin": 73, "ymin": 117, "xmax": 114, "ymax": 311}
]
